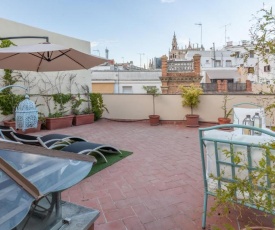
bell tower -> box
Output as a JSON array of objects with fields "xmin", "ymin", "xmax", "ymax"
[
  {"xmin": 172, "ymin": 32, "xmax": 178, "ymax": 50},
  {"xmin": 169, "ymin": 32, "xmax": 185, "ymax": 60}
]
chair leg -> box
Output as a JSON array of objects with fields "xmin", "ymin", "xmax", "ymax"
[{"xmin": 202, "ymin": 193, "xmax": 208, "ymax": 229}]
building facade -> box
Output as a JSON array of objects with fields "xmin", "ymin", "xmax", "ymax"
[
  {"xmin": 169, "ymin": 32, "xmax": 203, "ymax": 61},
  {"xmin": 160, "ymin": 33, "xmax": 202, "ymax": 94},
  {"xmin": 91, "ymin": 69, "xmax": 162, "ymax": 94},
  {"xmin": 160, "ymin": 54, "xmax": 202, "ymax": 94}
]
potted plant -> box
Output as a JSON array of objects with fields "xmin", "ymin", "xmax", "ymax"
[
  {"xmin": 90, "ymin": 93, "xmax": 109, "ymax": 121},
  {"xmin": 71, "ymin": 93, "xmax": 94, "ymax": 126},
  {"xmin": 143, "ymin": 86, "xmax": 160, "ymax": 126},
  {"xmin": 218, "ymin": 94, "xmax": 233, "ymax": 125},
  {"xmin": 179, "ymin": 84, "xmax": 203, "ymax": 127},
  {"xmin": 45, "ymin": 93, "xmax": 74, "ymax": 130}
]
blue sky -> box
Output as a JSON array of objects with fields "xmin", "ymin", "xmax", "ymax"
[{"xmin": 0, "ymin": 0, "xmax": 274, "ymax": 67}]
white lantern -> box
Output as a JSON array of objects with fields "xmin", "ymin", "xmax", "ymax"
[{"xmin": 15, "ymin": 95, "xmax": 38, "ymax": 131}]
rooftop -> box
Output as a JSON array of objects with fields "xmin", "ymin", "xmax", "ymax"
[{"xmin": 33, "ymin": 119, "xmax": 274, "ymax": 230}]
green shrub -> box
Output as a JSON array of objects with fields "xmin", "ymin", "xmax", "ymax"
[
  {"xmin": 0, "ymin": 39, "xmax": 22, "ymax": 118},
  {"xmin": 0, "ymin": 93, "xmax": 25, "ymax": 116},
  {"xmin": 89, "ymin": 93, "xmax": 108, "ymax": 120},
  {"xmin": 52, "ymin": 93, "xmax": 71, "ymax": 117},
  {"xmin": 179, "ymin": 84, "xmax": 203, "ymax": 115}
]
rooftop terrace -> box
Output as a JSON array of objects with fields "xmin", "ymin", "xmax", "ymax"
[{"xmin": 33, "ymin": 119, "xmax": 274, "ymax": 230}]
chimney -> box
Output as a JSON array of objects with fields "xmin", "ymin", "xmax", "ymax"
[
  {"xmin": 161, "ymin": 55, "xmax": 168, "ymax": 77},
  {"xmin": 193, "ymin": 54, "xmax": 201, "ymax": 75}
]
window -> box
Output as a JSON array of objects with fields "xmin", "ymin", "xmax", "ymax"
[
  {"xmin": 215, "ymin": 60, "xmax": 221, "ymax": 67},
  {"xmin": 122, "ymin": 86, "xmax": 133, "ymax": 94},
  {"xmin": 205, "ymin": 60, "xmax": 209, "ymax": 64},
  {"xmin": 248, "ymin": 67, "xmax": 254, "ymax": 74},
  {"xmin": 264, "ymin": 65, "xmax": 271, "ymax": 72},
  {"xmin": 225, "ymin": 60, "xmax": 232, "ymax": 67},
  {"xmin": 235, "ymin": 51, "xmax": 240, "ymax": 58},
  {"xmin": 249, "ymin": 50, "xmax": 254, "ymax": 58}
]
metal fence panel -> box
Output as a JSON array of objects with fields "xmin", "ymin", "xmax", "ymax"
[
  {"xmin": 200, "ymin": 83, "xmax": 217, "ymax": 92},
  {"xmin": 227, "ymin": 83, "xmax": 246, "ymax": 92}
]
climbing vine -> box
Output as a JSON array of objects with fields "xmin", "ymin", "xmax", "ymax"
[{"xmin": 0, "ymin": 39, "xmax": 23, "ymax": 118}]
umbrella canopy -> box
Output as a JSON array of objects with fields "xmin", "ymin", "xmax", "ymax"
[{"xmin": 0, "ymin": 43, "xmax": 108, "ymax": 72}]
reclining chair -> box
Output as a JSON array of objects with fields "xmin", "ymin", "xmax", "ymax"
[
  {"xmin": 0, "ymin": 125, "xmax": 17, "ymax": 141},
  {"xmin": 56, "ymin": 141, "xmax": 122, "ymax": 163},
  {"xmin": 10, "ymin": 132, "xmax": 122, "ymax": 163},
  {"xmin": 10, "ymin": 132, "xmax": 70, "ymax": 149}
]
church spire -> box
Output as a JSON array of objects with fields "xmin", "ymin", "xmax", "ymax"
[
  {"xmin": 172, "ymin": 32, "xmax": 178, "ymax": 50},
  {"xmin": 188, "ymin": 39, "xmax": 192, "ymax": 49}
]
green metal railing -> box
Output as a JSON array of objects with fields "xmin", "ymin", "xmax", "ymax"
[{"xmin": 199, "ymin": 124, "xmax": 275, "ymax": 229}]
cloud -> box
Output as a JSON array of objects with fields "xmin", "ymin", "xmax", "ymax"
[
  {"xmin": 90, "ymin": 39, "xmax": 118, "ymax": 48},
  {"xmin": 161, "ymin": 0, "xmax": 176, "ymax": 3}
]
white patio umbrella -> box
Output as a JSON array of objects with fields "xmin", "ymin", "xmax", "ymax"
[{"xmin": 0, "ymin": 42, "xmax": 108, "ymax": 72}]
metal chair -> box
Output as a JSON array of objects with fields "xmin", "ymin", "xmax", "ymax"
[{"xmin": 199, "ymin": 124, "xmax": 275, "ymax": 229}]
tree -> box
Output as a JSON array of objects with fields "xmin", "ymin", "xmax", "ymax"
[
  {"xmin": 249, "ymin": 6, "xmax": 275, "ymax": 64},
  {"xmin": 143, "ymin": 86, "xmax": 159, "ymax": 115}
]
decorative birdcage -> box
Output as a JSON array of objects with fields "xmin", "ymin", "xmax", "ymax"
[{"xmin": 15, "ymin": 95, "xmax": 38, "ymax": 131}]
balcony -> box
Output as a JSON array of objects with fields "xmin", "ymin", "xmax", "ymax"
[
  {"xmin": 1, "ymin": 91, "xmax": 274, "ymax": 229},
  {"xmin": 26, "ymin": 92, "xmax": 274, "ymax": 229}
]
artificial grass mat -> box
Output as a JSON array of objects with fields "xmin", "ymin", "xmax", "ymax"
[{"xmin": 86, "ymin": 150, "xmax": 133, "ymax": 177}]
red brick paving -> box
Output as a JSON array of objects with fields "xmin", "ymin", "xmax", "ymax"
[{"xmin": 32, "ymin": 119, "xmax": 274, "ymax": 230}]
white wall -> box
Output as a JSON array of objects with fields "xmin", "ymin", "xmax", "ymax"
[{"xmin": 101, "ymin": 94, "xmax": 275, "ymax": 125}]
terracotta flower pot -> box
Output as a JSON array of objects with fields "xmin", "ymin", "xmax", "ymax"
[
  {"xmin": 45, "ymin": 115, "xmax": 74, "ymax": 130},
  {"xmin": 185, "ymin": 114, "xmax": 199, "ymax": 127},
  {"xmin": 149, "ymin": 115, "xmax": 160, "ymax": 126},
  {"xmin": 218, "ymin": 117, "xmax": 231, "ymax": 125},
  {"xmin": 73, "ymin": 114, "xmax": 94, "ymax": 126}
]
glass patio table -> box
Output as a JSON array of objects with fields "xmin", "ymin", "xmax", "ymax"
[{"xmin": 0, "ymin": 142, "xmax": 97, "ymax": 230}]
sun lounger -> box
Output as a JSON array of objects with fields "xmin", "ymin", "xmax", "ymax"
[
  {"xmin": 39, "ymin": 133, "xmax": 87, "ymax": 143},
  {"xmin": 0, "ymin": 125, "xmax": 86, "ymax": 146},
  {"xmin": 61, "ymin": 142, "xmax": 123, "ymax": 163},
  {"xmin": 10, "ymin": 132, "xmax": 69, "ymax": 149},
  {"xmin": 3, "ymin": 127, "xmax": 122, "ymax": 163},
  {"xmin": 0, "ymin": 126, "xmax": 19, "ymax": 142}
]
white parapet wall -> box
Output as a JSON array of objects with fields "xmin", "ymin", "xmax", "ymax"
[{"xmin": 102, "ymin": 94, "xmax": 275, "ymax": 125}]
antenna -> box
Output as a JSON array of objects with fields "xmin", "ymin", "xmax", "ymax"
[
  {"xmin": 195, "ymin": 23, "xmax": 202, "ymax": 49},
  {"xmin": 221, "ymin": 24, "xmax": 231, "ymax": 46}
]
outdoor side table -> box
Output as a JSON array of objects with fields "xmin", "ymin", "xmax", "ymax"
[{"xmin": 0, "ymin": 142, "xmax": 99, "ymax": 230}]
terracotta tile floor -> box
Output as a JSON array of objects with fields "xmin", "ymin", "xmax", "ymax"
[{"xmin": 33, "ymin": 120, "xmax": 274, "ymax": 230}]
